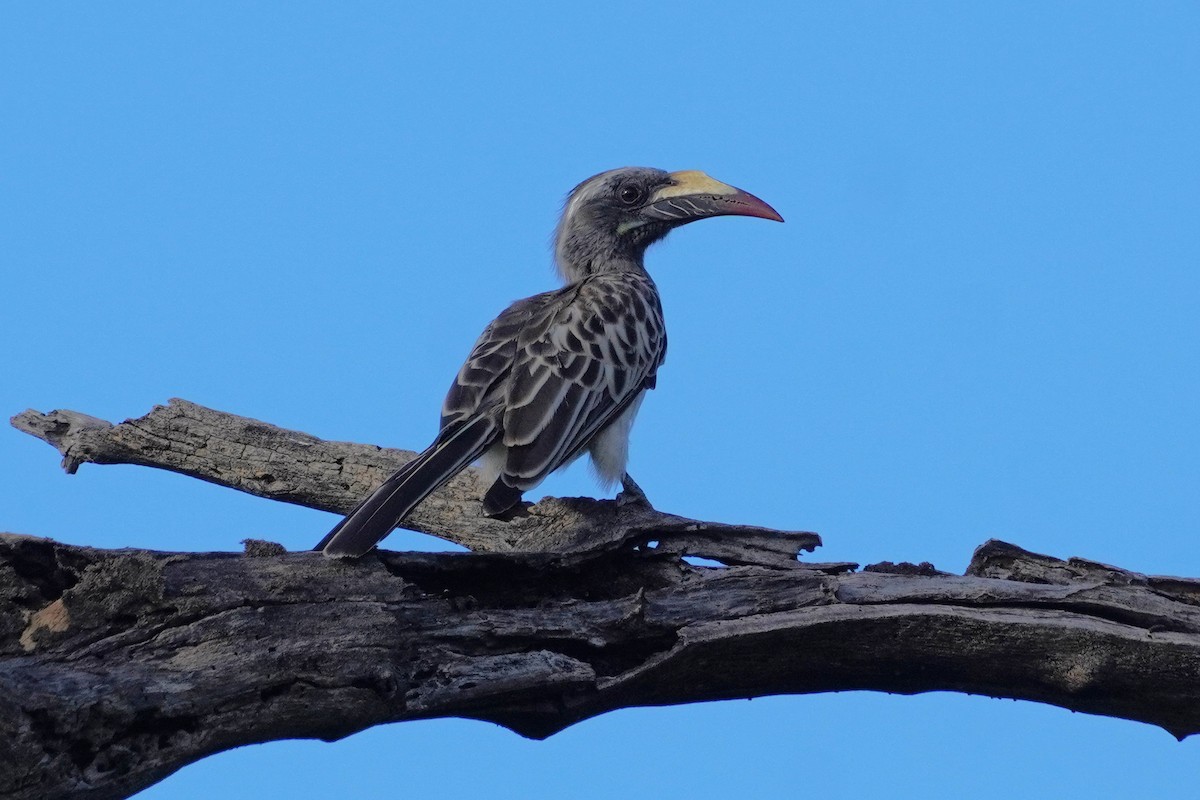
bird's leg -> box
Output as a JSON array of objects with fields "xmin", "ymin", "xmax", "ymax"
[{"xmin": 616, "ymin": 473, "xmax": 652, "ymax": 508}]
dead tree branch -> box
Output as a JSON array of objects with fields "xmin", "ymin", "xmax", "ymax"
[
  {"xmin": 10, "ymin": 400, "xmax": 820, "ymax": 564},
  {"xmin": 6, "ymin": 401, "xmax": 1200, "ymax": 799}
]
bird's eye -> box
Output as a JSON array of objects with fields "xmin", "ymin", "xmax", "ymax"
[{"xmin": 618, "ymin": 183, "xmax": 645, "ymax": 206}]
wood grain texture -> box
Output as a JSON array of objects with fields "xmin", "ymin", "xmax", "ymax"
[
  {"xmin": 10, "ymin": 400, "xmax": 820, "ymax": 562},
  {"xmin": 7, "ymin": 401, "xmax": 1200, "ymax": 798}
]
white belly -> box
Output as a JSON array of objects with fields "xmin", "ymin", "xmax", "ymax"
[{"xmin": 587, "ymin": 391, "xmax": 646, "ymax": 488}]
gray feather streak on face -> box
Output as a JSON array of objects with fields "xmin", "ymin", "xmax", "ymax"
[{"xmin": 553, "ymin": 167, "xmax": 673, "ymax": 282}]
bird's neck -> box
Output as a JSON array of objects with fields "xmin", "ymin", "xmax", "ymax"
[
  {"xmin": 557, "ymin": 253, "xmax": 647, "ymax": 284},
  {"xmin": 554, "ymin": 206, "xmax": 672, "ymax": 282}
]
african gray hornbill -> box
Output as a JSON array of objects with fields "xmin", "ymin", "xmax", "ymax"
[{"xmin": 316, "ymin": 167, "xmax": 782, "ymax": 557}]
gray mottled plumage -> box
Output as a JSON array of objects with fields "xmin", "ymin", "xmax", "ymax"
[{"xmin": 317, "ymin": 167, "xmax": 781, "ymax": 557}]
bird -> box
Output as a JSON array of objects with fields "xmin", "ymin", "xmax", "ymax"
[{"xmin": 316, "ymin": 167, "xmax": 782, "ymax": 557}]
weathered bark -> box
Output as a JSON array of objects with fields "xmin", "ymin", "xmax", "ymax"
[
  {"xmin": 9, "ymin": 400, "xmax": 820, "ymax": 563},
  {"xmin": 6, "ymin": 401, "xmax": 1200, "ymax": 799}
]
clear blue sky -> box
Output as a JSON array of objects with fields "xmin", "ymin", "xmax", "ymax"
[{"xmin": 4, "ymin": 2, "xmax": 1199, "ymax": 798}]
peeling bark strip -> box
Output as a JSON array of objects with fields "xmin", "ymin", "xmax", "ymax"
[{"xmin": 7, "ymin": 401, "xmax": 1200, "ymax": 799}]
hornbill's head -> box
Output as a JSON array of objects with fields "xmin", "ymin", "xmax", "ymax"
[{"xmin": 554, "ymin": 167, "xmax": 783, "ymax": 281}]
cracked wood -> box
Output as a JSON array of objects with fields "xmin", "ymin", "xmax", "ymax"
[{"xmin": 4, "ymin": 536, "xmax": 1200, "ymax": 800}]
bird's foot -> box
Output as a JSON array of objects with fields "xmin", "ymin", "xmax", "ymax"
[
  {"xmin": 616, "ymin": 474, "xmax": 652, "ymax": 508},
  {"xmin": 483, "ymin": 501, "xmax": 532, "ymax": 522}
]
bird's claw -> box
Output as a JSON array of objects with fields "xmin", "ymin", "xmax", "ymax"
[{"xmin": 616, "ymin": 474, "xmax": 652, "ymax": 508}]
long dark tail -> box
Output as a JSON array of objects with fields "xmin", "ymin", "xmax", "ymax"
[{"xmin": 316, "ymin": 416, "xmax": 499, "ymax": 557}]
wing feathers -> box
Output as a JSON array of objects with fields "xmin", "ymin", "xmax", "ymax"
[
  {"xmin": 507, "ymin": 384, "xmax": 596, "ymax": 478},
  {"xmin": 501, "ymin": 274, "xmax": 665, "ymax": 489}
]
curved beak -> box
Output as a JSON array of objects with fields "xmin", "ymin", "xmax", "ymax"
[{"xmin": 641, "ymin": 170, "xmax": 784, "ymax": 225}]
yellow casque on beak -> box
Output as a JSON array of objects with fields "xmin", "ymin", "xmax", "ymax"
[{"xmin": 655, "ymin": 170, "xmax": 743, "ymax": 199}]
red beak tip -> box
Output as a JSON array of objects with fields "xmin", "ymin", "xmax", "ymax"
[{"xmin": 732, "ymin": 189, "xmax": 783, "ymax": 223}]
